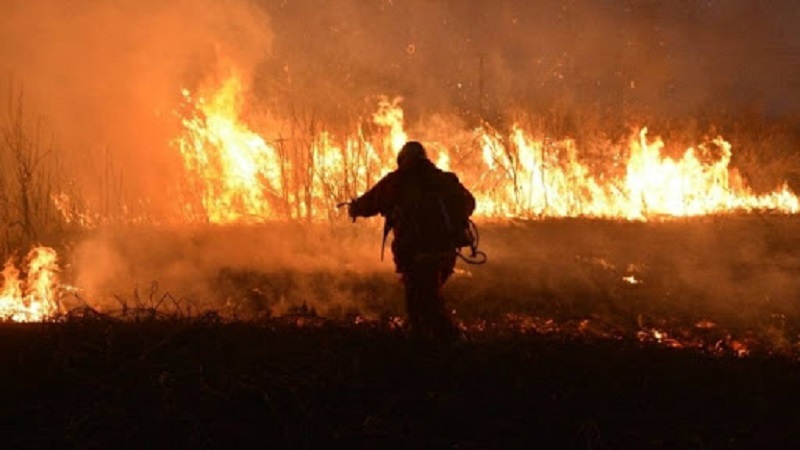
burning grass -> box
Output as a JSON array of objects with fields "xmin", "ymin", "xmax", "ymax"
[{"xmin": 171, "ymin": 68, "xmax": 799, "ymax": 224}]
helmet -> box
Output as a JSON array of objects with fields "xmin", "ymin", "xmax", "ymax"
[{"xmin": 396, "ymin": 141, "xmax": 428, "ymax": 167}]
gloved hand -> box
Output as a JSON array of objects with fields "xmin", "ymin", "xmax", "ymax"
[{"xmin": 347, "ymin": 201, "xmax": 359, "ymax": 222}]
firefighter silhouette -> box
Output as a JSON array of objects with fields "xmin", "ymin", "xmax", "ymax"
[{"xmin": 348, "ymin": 141, "xmax": 476, "ymax": 338}]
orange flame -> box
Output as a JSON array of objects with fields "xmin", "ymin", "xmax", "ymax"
[
  {"xmin": 174, "ymin": 70, "xmax": 282, "ymax": 224},
  {"xmin": 173, "ymin": 70, "xmax": 799, "ymax": 223},
  {"xmin": 477, "ymin": 125, "xmax": 798, "ymax": 219},
  {"xmin": 0, "ymin": 247, "xmax": 61, "ymax": 322},
  {"xmin": 372, "ymin": 96, "xmax": 408, "ymax": 156},
  {"xmin": 174, "ymin": 70, "xmax": 404, "ymax": 222}
]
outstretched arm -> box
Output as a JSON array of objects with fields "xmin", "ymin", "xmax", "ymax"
[{"xmin": 348, "ymin": 172, "xmax": 399, "ymax": 219}]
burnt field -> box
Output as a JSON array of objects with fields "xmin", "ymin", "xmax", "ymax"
[
  {"xmin": 0, "ymin": 217, "xmax": 796, "ymax": 447},
  {"xmin": 3, "ymin": 318, "xmax": 800, "ymax": 448}
]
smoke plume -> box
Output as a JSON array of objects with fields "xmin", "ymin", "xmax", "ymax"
[{"xmin": 0, "ymin": 0, "xmax": 273, "ymax": 214}]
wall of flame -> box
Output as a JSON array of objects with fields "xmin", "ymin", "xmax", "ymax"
[{"xmin": 172, "ymin": 71, "xmax": 799, "ymax": 224}]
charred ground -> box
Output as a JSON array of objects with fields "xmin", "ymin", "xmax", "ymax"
[
  {"xmin": 3, "ymin": 317, "xmax": 800, "ymax": 448},
  {"xmin": 2, "ymin": 217, "xmax": 800, "ymax": 447}
]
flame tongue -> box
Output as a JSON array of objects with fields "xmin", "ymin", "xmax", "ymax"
[
  {"xmin": 174, "ymin": 70, "xmax": 799, "ymax": 222},
  {"xmin": 478, "ymin": 125, "xmax": 798, "ymax": 218},
  {"xmin": 0, "ymin": 247, "xmax": 60, "ymax": 322},
  {"xmin": 176, "ymin": 72, "xmax": 282, "ymax": 224}
]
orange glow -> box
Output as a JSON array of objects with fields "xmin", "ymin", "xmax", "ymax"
[
  {"xmin": 173, "ymin": 70, "xmax": 799, "ymax": 223},
  {"xmin": 173, "ymin": 69, "xmax": 402, "ymax": 222},
  {"xmin": 372, "ymin": 96, "xmax": 408, "ymax": 156},
  {"xmin": 174, "ymin": 69, "xmax": 282, "ymax": 223},
  {"xmin": 477, "ymin": 125, "xmax": 798, "ymax": 218},
  {"xmin": 0, "ymin": 247, "xmax": 61, "ymax": 322}
]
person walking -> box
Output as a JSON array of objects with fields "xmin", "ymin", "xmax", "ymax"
[{"xmin": 348, "ymin": 141, "xmax": 476, "ymax": 338}]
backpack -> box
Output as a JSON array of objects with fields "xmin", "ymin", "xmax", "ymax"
[
  {"xmin": 386, "ymin": 170, "xmax": 475, "ymax": 256},
  {"xmin": 415, "ymin": 175, "xmax": 474, "ymax": 250}
]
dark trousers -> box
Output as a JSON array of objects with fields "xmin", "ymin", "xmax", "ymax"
[{"xmin": 399, "ymin": 253, "xmax": 457, "ymax": 337}]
